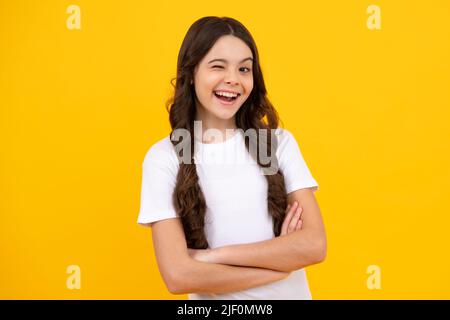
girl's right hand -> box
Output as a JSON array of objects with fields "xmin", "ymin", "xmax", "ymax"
[{"xmin": 280, "ymin": 201, "xmax": 303, "ymax": 236}]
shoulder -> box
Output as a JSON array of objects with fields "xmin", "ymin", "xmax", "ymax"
[
  {"xmin": 275, "ymin": 127, "xmax": 298, "ymax": 154},
  {"xmin": 275, "ymin": 127, "xmax": 295, "ymax": 144},
  {"xmin": 142, "ymin": 134, "xmax": 179, "ymax": 172}
]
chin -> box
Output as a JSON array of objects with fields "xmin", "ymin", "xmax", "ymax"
[
  {"xmin": 217, "ymin": 105, "xmax": 241, "ymax": 116},
  {"xmin": 214, "ymin": 111, "xmax": 237, "ymax": 120}
]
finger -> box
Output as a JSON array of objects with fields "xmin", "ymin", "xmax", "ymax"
[
  {"xmin": 288, "ymin": 207, "xmax": 303, "ymax": 233},
  {"xmin": 281, "ymin": 202, "xmax": 297, "ymax": 235},
  {"xmin": 295, "ymin": 219, "xmax": 303, "ymax": 230},
  {"xmin": 288, "ymin": 208, "xmax": 300, "ymax": 233},
  {"xmin": 281, "ymin": 202, "xmax": 298, "ymax": 235},
  {"xmin": 283, "ymin": 201, "xmax": 296, "ymax": 219}
]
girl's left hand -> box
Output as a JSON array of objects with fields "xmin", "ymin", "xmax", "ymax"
[{"xmin": 280, "ymin": 201, "xmax": 303, "ymax": 236}]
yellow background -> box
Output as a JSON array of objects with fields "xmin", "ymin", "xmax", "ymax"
[{"xmin": 1, "ymin": 0, "xmax": 449, "ymax": 299}]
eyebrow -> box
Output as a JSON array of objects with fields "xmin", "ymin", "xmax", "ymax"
[{"xmin": 207, "ymin": 57, "xmax": 253, "ymax": 64}]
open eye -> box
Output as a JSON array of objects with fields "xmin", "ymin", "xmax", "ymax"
[{"xmin": 240, "ymin": 67, "xmax": 251, "ymax": 73}]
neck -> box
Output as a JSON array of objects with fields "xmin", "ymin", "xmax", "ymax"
[{"xmin": 194, "ymin": 104, "xmax": 237, "ymax": 143}]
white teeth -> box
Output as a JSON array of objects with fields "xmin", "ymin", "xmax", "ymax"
[{"xmin": 214, "ymin": 91, "xmax": 239, "ymax": 98}]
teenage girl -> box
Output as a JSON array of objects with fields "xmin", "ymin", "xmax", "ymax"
[{"xmin": 137, "ymin": 16, "xmax": 326, "ymax": 300}]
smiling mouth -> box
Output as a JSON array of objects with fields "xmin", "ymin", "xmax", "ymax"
[{"xmin": 213, "ymin": 91, "xmax": 241, "ymax": 102}]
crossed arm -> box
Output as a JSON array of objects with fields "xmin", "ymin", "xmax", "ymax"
[
  {"xmin": 188, "ymin": 187, "xmax": 327, "ymax": 273},
  {"xmin": 150, "ymin": 187, "xmax": 326, "ymax": 294}
]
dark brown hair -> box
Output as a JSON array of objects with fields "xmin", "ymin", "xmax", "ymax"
[{"xmin": 166, "ymin": 16, "xmax": 288, "ymax": 249}]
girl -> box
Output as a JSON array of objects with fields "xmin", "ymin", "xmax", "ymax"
[{"xmin": 137, "ymin": 16, "xmax": 326, "ymax": 300}]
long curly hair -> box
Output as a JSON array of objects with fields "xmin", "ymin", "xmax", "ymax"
[{"xmin": 166, "ymin": 16, "xmax": 288, "ymax": 249}]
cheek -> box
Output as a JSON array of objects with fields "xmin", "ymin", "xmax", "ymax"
[
  {"xmin": 243, "ymin": 78, "xmax": 254, "ymax": 96},
  {"xmin": 197, "ymin": 74, "xmax": 221, "ymax": 95}
]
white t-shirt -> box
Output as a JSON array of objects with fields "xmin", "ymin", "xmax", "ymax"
[{"xmin": 137, "ymin": 128, "xmax": 319, "ymax": 300}]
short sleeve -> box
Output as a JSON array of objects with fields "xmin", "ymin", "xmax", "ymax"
[
  {"xmin": 137, "ymin": 139, "xmax": 180, "ymax": 227},
  {"xmin": 276, "ymin": 128, "xmax": 319, "ymax": 194}
]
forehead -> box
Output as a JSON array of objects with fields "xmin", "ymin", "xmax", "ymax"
[{"xmin": 202, "ymin": 35, "xmax": 253, "ymax": 63}]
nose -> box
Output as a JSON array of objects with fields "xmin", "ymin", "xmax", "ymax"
[{"xmin": 224, "ymin": 69, "xmax": 240, "ymax": 86}]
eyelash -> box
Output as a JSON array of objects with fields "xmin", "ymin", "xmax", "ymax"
[{"xmin": 212, "ymin": 66, "xmax": 251, "ymax": 73}]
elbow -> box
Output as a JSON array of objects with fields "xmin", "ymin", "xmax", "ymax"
[
  {"xmin": 311, "ymin": 239, "xmax": 327, "ymax": 264},
  {"xmin": 168, "ymin": 284, "xmax": 185, "ymax": 295},
  {"xmin": 166, "ymin": 276, "xmax": 182, "ymax": 295},
  {"xmin": 166, "ymin": 273, "xmax": 187, "ymax": 295},
  {"xmin": 165, "ymin": 263, "xmax": 192, "ymax": 295},
  {"xmin": 291, "ymin": 237, "xmax": 327, "ymax": 271}
]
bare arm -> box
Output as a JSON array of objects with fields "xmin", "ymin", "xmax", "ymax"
[
  {"xmin": 150, "ymin": 218, "xmax": 290, "ymax": 295},
  {"xmin": 192, "ymin": 188, "xmax": 327, "ymax": 272},
  {"xmin": 173, "ymin": 258, "xmax": 290, "ymax": 295}
]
